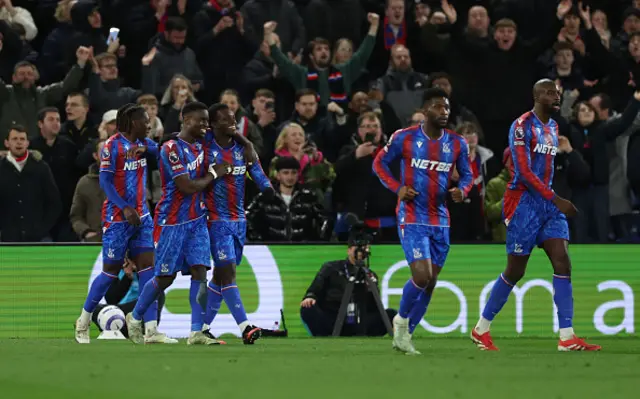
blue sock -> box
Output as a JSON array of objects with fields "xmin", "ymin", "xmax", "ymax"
[
  {"xmin": 553, "ymin": 274, "xmax": 574, "ymax": 329},
  {"xmin": 204, "ymin": 282, "xmax": 223, "ymax": 326},
  {"xmin": 83, "ymin": 271, "xmax": 118, "ymax": 312},
  {"xmin": 190, "ymin": 280, "xmax": 204, "ymax": 332},
  {"xmin": 137, "ymin": 267, "xmax": 157, "ymax": 324},
  {"xmin": 408, "ymin": 292, "xmax": 432, "ymax": 334},
  {"xmin": 482, "ymin": 274, "xmax": 515, "ymax": 321},
  {"xmin": 398, "ymin": 279, "xmax": 425, "ymax": 318},
  {"xmin": 221, "ymin": 282, "xmax": 248, "ymax": 325},
  {"xmin": 133, "ymin": 278, "xmax": 161, "ymax": 321}
]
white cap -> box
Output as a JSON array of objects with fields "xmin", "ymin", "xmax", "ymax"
[{"xmin": 102, "ymin": 110, "xmax": 118, "ymax": 124}]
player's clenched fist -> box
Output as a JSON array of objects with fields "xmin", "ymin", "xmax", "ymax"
[
  {"xmin": 367, "ymin": 13, "xmax": 380, "ymax": 26},
  {"xmin": 553, "ymin": 196, "xmax": 578, "ymax": 217},
  {"xmin": 398, "ymin": 186, "xmax": 418, "ymax": 201},
  {"xmin": 123, "ymin": 206, "xmax": 141, "ymax": 226},
  {"xmin": 449, "ymin": 187, "xmax": 464, "ymax": 203},
  {"xmin": 301, "ymin": 298, "xmax": 316, "ymax": 308},
  {"xmin": 209, "ymin": 163, "xmax": 232, "ymax": 179}
]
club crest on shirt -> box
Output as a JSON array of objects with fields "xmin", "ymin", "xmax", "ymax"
[
  {"xmin": 442, "ymin": 143, "xmax": 451, "ymax": 153},
  {"xmin": 101, "ymin": 147, "xmax": 110, "ymax": 159},
  {"xmin": 169, "ymin": 151, "xmax": 180, "ymax": 164},
  {"xmin": 234, "ymin": 150, "xmax": 243, "ymax": 161}
]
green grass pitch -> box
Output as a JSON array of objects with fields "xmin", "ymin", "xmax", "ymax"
[{"xmin": 1, "ymin": 337, "xmax": 638, "ymax": 399}]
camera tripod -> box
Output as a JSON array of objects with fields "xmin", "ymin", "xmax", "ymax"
[{"xmin": 331, "ymin": 261, "xmax": 394, "ymax": 337}]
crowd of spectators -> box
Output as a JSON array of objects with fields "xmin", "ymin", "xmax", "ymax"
[{"xmin": 1, "ymin": 0, "xmax": 639, "ymax": 244}]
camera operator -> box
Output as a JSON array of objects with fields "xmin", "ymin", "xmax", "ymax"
[{"xmin": 300, "ymin": 230, "xmax": 396, "ymax": 336}]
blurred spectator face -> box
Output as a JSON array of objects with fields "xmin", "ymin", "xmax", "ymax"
[
  {"xmin": 462, "ymin": 130, "xmax": 478, "ymax": 150},
  {"xmin": 284, "ymin": 125, "xmax": 305, "ymax": 152},
  {"xmin": 386, "ymin": 0, "xmax": 405, "ymax": 25},
  {"xmin": 295, "ymin": 94, "xmax": 317, "ymax": 121},
  {"xmin": 4, "ymin": 129, "xmax": 29, "ymax": 158},
  {"xmin": 554, "ymin": 48, "xmax": 574, "ymax": 70},
  {"xmin": 577, "ymin": 102, "xmax": 595, "ymax": 126},
  {"xmin": 252, "ymin": 94, "xmax": 275, "ymax": 114},
  {"xmin": 221, "ymin": 93, "xmax": 240, "ymax": 114},
  {"xmin": 589, "ymin": 95, "xmax": 609, "ymax": 120},
  {"xmin": 277, "ymin": 168, "xmax": 299, "ymax": 189},
  {"xmin": 410, "ymin": 111, "xmax": 425, "ymax": 125},
  {"xmin": 311, "ymin": 42, "xmax": 331, "ymax": 68},
  {"xmin": 93, "ymin": 140, "xmax": 105, "ymax": 162},
  {"xmin": 390, "ymin": 45, "xmax": 411, "ymax": 72},
  {"xmin": 564, "ymin": 15, "xmax": 581, "ymax": 35},
  {"xmin": 141, "ymin": 103, "xmax": 158, "ymax": 121},
  {"xmin": 357, "ymin": 115, "xmax": 382, "ymax": 144},
  {"xmin": 429, "ymin": 11, "xmax": 447, "ymax": 25},
  {"xmin": 39, "ymin": 111, "xmax": 61, "ymax": 137},
  {"xmin": 431, "ymin": 76, "xmax": 452, "ymax": 97},
  {"xmin": 217, "ymin": 0, "xmax": 232, "ymax": 7},
  {"xmin": 623, "ymin": 14, "xmax": 640, "ymax": 35},
  {"xmin": 628, "ymin": 34, "xmax": 640, "ymax": 58},
  {"xmin": 171, "ymin": 78, "xmax": 191, "ymax": 101},
  {"xmin": 12, "ymin": 64, "xmax": 37, "ymax": 88},
  {"xmin": 415, "ymin": 3, "xmax": 430, "ymax": 19},
  {"xmin": 105, "ymin": 120, "xmax": 117, "ymax": 136},
  {"xmin": 494, "ymin": 26, "xmax": 516, "ymax": 50},
  {"xmin": 88, "ymin": 9, "xmax": 102, "ymax": 29},
  {"xmin": 66, "ymin": 94, "xmax": 88, "ymax": 122},
  {"xmin": 591, "ymin": 10, "xmax": 608, "ymax": 32},
  {"xmin": 98, "ymin": 56, "xmax": 118, "ymax": 81},
  {"xmin": 166, "ymin": 28, "xmax": 187, "ymax": 50},
  {"xmin": 349, "ymin": 92, "xmax": 370, "ymax": 114},
  {"xmin": 333, "ymin": 39, "xmax": 353, "ymax": 64},
  {"xmin": 468, "ymin": 6, "xmax": 489, "ymax": 36}
]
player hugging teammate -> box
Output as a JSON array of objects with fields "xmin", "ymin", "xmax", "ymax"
[{"xmin": 76, "ymin": 102, "xmax": 273, "ymax": 345}]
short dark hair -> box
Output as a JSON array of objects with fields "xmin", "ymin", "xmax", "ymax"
[
  {"xmin": 8, "ymin": 125, "xmax": 27, "ymax": 138},
  {"xmin": 553, "ymin": 41, "xmax": 574, "ymax": 53},
  {"xmin": 38, "ymin": 107, "xmax": 59, "ymax": 122},
  {"xmin": 422, "ymin": 87, "xmax": 449, "ymax": 107},
  {"xmin": 68, "ymin": 92, "xmax": 89, "ymax": 107},
  {"xmin": 166, "ymin": 17, "xmax": 187, "ymax": 32},
  {"xmin": 308, "ymin": 37, "xmax": 330, "ymax": 54},
  {"xmin": 208, "ymin": 103, "xmax": 230, "ymax": 124},
  {"xmin": 13, "ymin": 61, "xmax": 35, "ymax": 74},
  {"xmin": 117, "ymin": 103, "xmax": 146, "ymax": 133},
  {"xmin": 357, "ymin": 111, "xmax": 381, "ymax": 127},
  {"xmin": 426, "ymin": 72, "xmax": 452, "ymax": 89},
  {"xmin": 495, "ymin": 18, "xmax": 517, "ymax": 30},
  {"xmin": 220, "ymin": 89, "xmax": 240, "ymax": 100},
  {"xmin": 255, "ymin": 88, "xmax": 275, "ymax": 99},
  {"xmin": 295, "ymin": 88, "xmax": 317, "ymax": 102},
  {"xmin": 274, "ymin": 156, "xmax": 301, "ymax": 172},
  {"xmin": 182, "ymin": 101, "xmax": 208, "ymax": 119}
]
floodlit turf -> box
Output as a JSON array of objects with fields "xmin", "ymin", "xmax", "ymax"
[{"xmin": 1, "ymin": 338, "xmax": 638, "ymax": 399}]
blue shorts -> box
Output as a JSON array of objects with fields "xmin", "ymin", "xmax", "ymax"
[
  {"xmin": 504, "ymin": 191, "xmax": 569, "ymax": 256},
  {"xmin": 102, "ymin": 215, "xmax": 153, "ymax": 263},
  {"xmin": 208, "ymin": 220, "xmax": 246, "ymax": 266},
  {"xmin": 398, "ymin": 224, "xmax": 450, "ymax": 267},
  {"xmin": 153, "ymin": 216, "xmax": 211, "ymax": 276}
]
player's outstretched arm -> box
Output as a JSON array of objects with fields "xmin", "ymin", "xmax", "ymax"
[
  {"xmin": 372, "ymin": 131, "xmax": 403, "ymax": 194},
  {"xmin": 510, "ymin": 120, "xmax": 555, "ymax": 200},
  {"xmin": 248, "ymin": 160, "xmax": 273, "ymax": 194}
]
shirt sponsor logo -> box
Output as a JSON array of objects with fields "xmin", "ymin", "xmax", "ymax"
[
  {"xmin": 533, "ymin": 143, "xmax": 557, "ymax": 155},
  {"xmin": 123, "ymin": 158, "xmax": 147, "ymax": 171},
  {"xmin": 187, "ymin": 153, "xmax": 204, "ymax": 171},
  {"xmin": 410, "ymin": 158, "xmax": 453, "ymax": 172}
]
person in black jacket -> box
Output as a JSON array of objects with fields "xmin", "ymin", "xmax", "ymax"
[
  {"xmin": 0, "ymin": 126, "xmax": 61, "ymax": 242},
  {"xmin": 300, "ymin": 234, "xmax": 396, "ymax": 336},
  {"xmin": 332, "ymin": 111, "xmax": 398, "ymax": 242},
  {"xmin": 567, "ymin": 92, "xmax": 640, "ymax": 242},
  {"xmin": 246, "ymin": 156, "xmax": 324, "ymax": 241}
]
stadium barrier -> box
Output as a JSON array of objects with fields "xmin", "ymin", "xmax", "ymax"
[{"xmin": 0, "ymin": 244, "xmax": 637, "ymax": 339}]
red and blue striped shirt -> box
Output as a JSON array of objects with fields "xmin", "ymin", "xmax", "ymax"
[
  {"xmin": 204, "ymin": 138, "xmax": 271, "ymax": 221},
  {"xmin": 154, "ymin": 139, "xmax": 207, "ymax": 226},
  {"xmin": 508, "ymin": 111, "xmax": 558, "ymax": 201},
  {"xmin": 100, "ymin": 134, "xmax": 153, "ymax": 223},
  {"xmin": 373, "ymin": 125, "xmax": 473, "ymax": 227}
]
